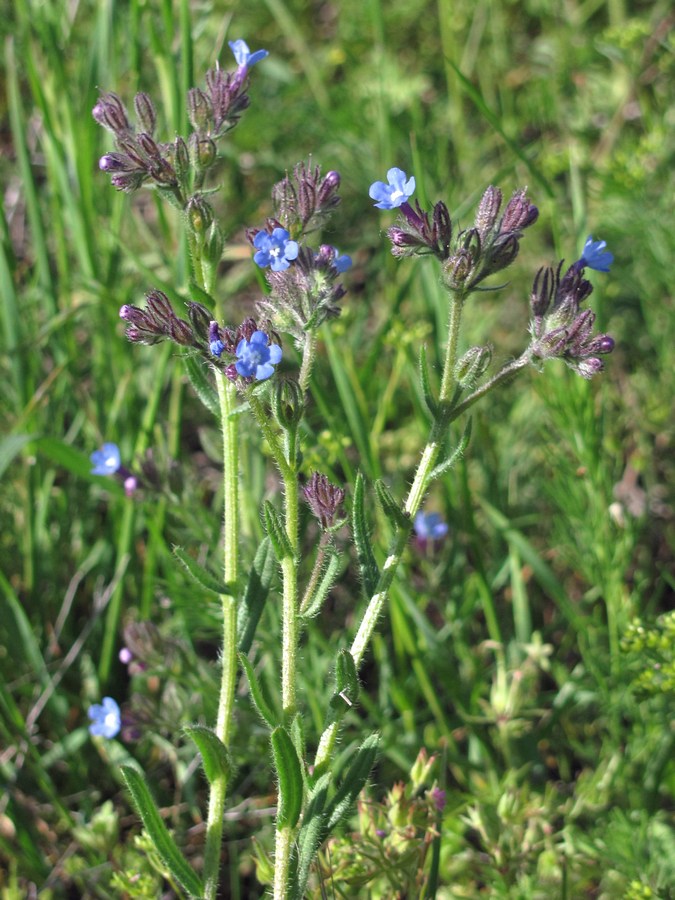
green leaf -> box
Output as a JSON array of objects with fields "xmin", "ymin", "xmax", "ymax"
[
  {"xmin": 183, "ymin": 725, "xmax": 231, "ymax": 785},
  {"xmin": 331, "ymin": 650, "xmax": 359, "ymax": 708},
  {"xmin": 352, "ymin": 472, "xmax": 379, "ymax": 598},
  {"xmin": 270, "ymin": 727, "xmax": 304, "ymax": 829},
  {"xmin": 429, "ymin": 418, "xmax": 473, "ymax": 481},
  {"xmin": 374, "ymin": 479, "xmax": 410, "ymax": 530},
  {"xmin": 300, "ymin": 549, "xmax": 341, "ymax": 619},
  {"xmin": 187, "ymin": 279, "xmax": 216, "ymax": 310},
  {"xmin": 419, "ymin": 344, "xmax": 438, "ymax": 417},
  {"xmin": 263, "ymin": 500, "xmax": 293, "ymax": 562},
  {"xmin": 291, "ymin": 773, "xmax": 331, "ymax": 900},
  {"xmin": 0, "ymin": 434, "xmax": 36, "ymax": 479},
  {"xmin": 238, "ymin": 537, "xmax": 276, "ymax": 654},
  {"xmin": 325, "ymin": 733, "xmax": 380, "ymax": 832},
  {"xmin": 120, "ymin": 766, "xmax": 203, "ymax": 898},
  {"xmin": 182, "ymin": 353, "xmax": 219, "ymax": 416},
  {"xmin": 173, "ymin": 545, "xmax": 232, "ymax": 596},
  {"xmin": 238, "ymin": 653, "xmax": 277, "ymax": 728}
]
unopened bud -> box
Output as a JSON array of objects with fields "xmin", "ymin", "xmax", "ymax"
[
  {"xmin": 318, "ymin": 170, "xmax": 341, "ymax": 203},
  {"xmin": 186, "ymin": 195, "xmax": 214, "ymax": 235},
  {"xmin": 454, "ymin": 345, "xmax": 492, "ymax": 389},
  {"xmin": 204, "ymin": 222, "xmax": 224, "ymax": 266},
  {"xmin": 189, "ymin": 134, "xmax": 217, "ymax": 170},
  {"xmin": 443, "ymin": 249, "xmax": 474, "ymax": 288},
  {"xmin": 500, "ymin": 189, "xmax": 538, "ymax": 233},
  {"xmin": 92, "ymin": 92, "xmax": 130, "ymax": 134},
  {"xmin": 271, "ymin": 378, "xmax": 305, "ymax": 429},
  {"xmin": 187, "ymin": 87, "xmax": 213, "ymax": 133},
  {"xmin": 173, "ymin": 136, "xmax": 190, "ymax": 182},
  {"xmin": 186, "ymin": 302, "xmax": 212, "ymax": 343},
  {"xmin": 474, "ymin": 185, "xmax": 503, "ymax": 237},
  {"xmin": 134, "ymin": 93, "xmax": 157, "ymax": 135}
]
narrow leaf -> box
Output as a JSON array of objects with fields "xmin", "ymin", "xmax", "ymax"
[
  {"xmin": 270, "ymin": 727, "xmax": 304, "ymax": 829},
  {"xmin": 325, "ymin": 733, "xmax": 380, "ymax": 832},
  {"xmin": 419, "ymin": 344, "xmax": 438, "ymax": 417},
  {"xmin": 120, "ymin": 766, "xmax": 203, "ymax": 898},
  {"xmin": 263, "ymin": 501, "xmax": 293, "ymax": 561},
  {"xmin": 183, "ymin": 725, "xmax": 231, "ymax": 785},
  {"xmin": 291, "ymin": 773, "xmax": 331, "ymax": 900},
  {"xmin": 173, "ymin": 545, "xmax": 232, "ymax": 596},
  {"xmin": 374, "ymin": 479, "xmax": 410, "ymax": 530},
  {"xmin": 352, "ymin": 472, "xmax": 379, "ymax": 597},
  {"xmin": 429, "ymin": 418, "xmax": 473, "ymax": 481},
  {"xmin": 187, "ymin": 279, "xmax": 216, "ymax": 310},
  {"xmin": 299, "ymin": 549, "xmax": 341, "ymax": 619},
  {"xmin": 182, "ymin": 353, "xmax": 219, "ymax": 416},
  {"xmin": 237, "ymin": 537, "xmax": 276, "ymax": 653},
  {"xmin": 238, "ymin": 653, "xmax": 277, "ymax": 728}
]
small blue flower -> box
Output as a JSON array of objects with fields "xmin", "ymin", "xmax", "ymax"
[
  {"xmin": 90, "ymin": 443, "xmax": 121, "ymax": 476},
  {"xmin": 229, "ymin": 39, "xmax": 269, "ymax": 69},
  {"xmin": 414, "ymin": 511, "xmax": 449, "ymax": 541},
  {"xmin": 88, "ymin": 696, "xmax": 121, "ymax": 739},
  {"xmin": 369, "ymin": 167, "xmax": 416, "ymax": 209},
  {"xmin": 580, "ymin": 235, "xmax": 613, "ymax": 273},
  {"xmin": 331, "ymin": 249, "xmax": 352, "ymax": 273},
  {"xmin": 235, "ymin": 331, "xmax": 282, "ymax": 381},
  {"xmin": 253, "ymin": 228, "xmax": 299, "ymax": 272}
]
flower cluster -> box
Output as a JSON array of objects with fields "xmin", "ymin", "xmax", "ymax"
[
  {"xmin": 208, "ymin": 317, "xmax": 283, "ymax": 383},
  {"xmin": 528, "ymin": 259, "xmax": 614, "ymax": 378},
  {"xmin": 370, "ymin": 171, "xmax": 537, "ymax": 288},
  {"xmin": 120, "ymin": 290, "xmax": 199, "ymax": 347},
  {"xmin": 272, "ymin": 162, "xmax": 342, "ymax": 232},
  {"xmin": 95, "ymin": 40, "xmax": 268, "ymax": 194}
]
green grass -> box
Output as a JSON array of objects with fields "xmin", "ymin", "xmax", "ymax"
[{"xmin": 1, "ymin": 0, "xmax": 674, "ymax": 896}]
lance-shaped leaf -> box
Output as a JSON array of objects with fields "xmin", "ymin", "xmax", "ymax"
[
  {"xmin": 271, "ymin": 726, "xmax": 304, "ymax": 829},
  {"xmin": 238, "ymin": 653, "xmax": 277, "ymax": 729},
  {"xmin": 173, "ymin": 546, "xmax": 232, "ymax": 596},
  {"xmin": 429, "ymin": 418, "xmax": 473, "ymax": 481},
  {"xmin": 374, "ymin": 479, "xmax": 410, "ymax": 530},
  {"xmin": 291, "ymin": 773, "xmax": 331, "ymax": 900},
  {"xmin": 120, "ymin": 765, "xmax": 203, "ymax": 898},
  {"xmin": 237, "ymin": 537, "xmax": 276, "ymax": 654},
  {"xmin": 182, "ymin": 353, "xmax": 219, "ymax": 417},
  {"xmin": 329, "ymin": 649, "xmax": 359, "ymax": 712},
  {"xmin": 183, "ymin": 724, "xmax": 231, "ymax": 785},
  {"xmin": 324, "ymin": 733, "xmax": 380, "ymax": 832},
  {"xmin": 263, "ymin": 500, "xmax": 293, "ymax": 562},
  {"xmin": 352, "ymin": 473, "xmax": 379, "ymax": 597},
  {"xmin": 419, "ymin": 344, "xmax": 437, "ymax": 417},
  {"xmin": 299, "ymin": 548, "xmax": 341, "ymax": 619}
]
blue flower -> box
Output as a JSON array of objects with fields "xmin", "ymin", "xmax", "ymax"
[
  {"xmin": 414, "ymin": 511, "xmax": 449, "ymax": 541},
  {"xmin": 253, "ymin": 228, "xmax": 299, "ymax": 272},
  {"xmin": 369, "ymin": 167, "xmax": 416, "ymax": 209},
  {"xmin": 331, "ymin": 249, "xmax": 352, "ymax": 273},
  {"xmin": 229, "ymin": 39, "xmax": 269, "ymax": 69},
  {"xmin": 90, "ymin": 443, "xmax": 121, "ymax": 476},
  {"xmin": 235, "ymin": 331, "xmax": 282, "ymax": 381},
  {"xmin": 88, "ymin": 696, "xmax": 121, "ymax": 739},
  {"xmin": 580, "ymin": 235, "xmax": 613, "ymax": 273}
]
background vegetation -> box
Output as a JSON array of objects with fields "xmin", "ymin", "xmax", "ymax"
[{"xmin": 1, "ymin": 0, "xmax": 673, "ymax": 896}]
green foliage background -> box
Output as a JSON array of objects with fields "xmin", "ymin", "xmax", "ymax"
[{"xmin": 1, "ymin": 0, "xmax": 673, "ymax": 896}]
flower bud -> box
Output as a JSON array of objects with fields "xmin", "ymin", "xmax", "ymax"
[
  {"xmin": 187, "ymin": 87, "xmax": 213, "ymax": 133},
  {"xmin": 271, "ymin": 378, "xmax": 305, "ymax": 429},
  {"xmin": 173, "ymin": 136, "xmax": 190, "ymax": 182},
  {"xmin": 318, "ymin": 170, "xmax": 340, "ymax": 203},
  {"xmin": 186, "ymin": 302, "xmax": 212, "ymax": 343},
  {"xmin": 443, "ymin": 249, "xmax": 474, "ymax": 288},
  {"xmin": 302, "ymin": 472, "xmax": 345, "ymax": 529},
  {"xmin": 92, "ymin": 92, "xmax": 130, "ymax": 134},
  {"xmin": 186, "ymin": 195, "xmax": 214, "ymax": 235},
  {"xmin": 454, "ymin": 345, "xmax": 492, "ymax": 389},
  {"xmin": 134, "ymin": 92, "xmax": 157, "ymax": 135},
  {"xmin": 474, "ymin": 185, "xmax": 503, "ymax": 237},
  {"xmin": 204, "ymin": 222, "xmax": 225, "ymax": 267},
  {"xmin": 189, "ymin": 133, "xmax": 217, "ymax": 170},
  {"xmin": 432, "ymin": 201, "xmax": 452, "ymax": 256},
  {"xmin": 530, "ymin": 266, "xmax": 555, "ymax": 318},
  {"xmin": 500, "ymin": 189, "xmax": 538, "ymax": 233}
]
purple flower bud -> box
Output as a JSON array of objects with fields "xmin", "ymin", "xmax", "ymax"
[
  {"xmin": 500, "ymin": 189, "xmax": 538, "ymax": 233},
  {"xmin": 187, "ymin": 87, "xmax": 213, "ymax": 133},
  {"xmin": 475, "ymin": 185, "xmax": 503, "ymax": 237},
  {"xmin": 134, "ymin": 92, "xmax": 157, "ymax": 135},
  {"xmin": 92, "ymin": 92, "xmax": 130, "ymax": 134},
  {"xmin": 302, "ymin": 472, "xmax": 346, "ymax": 529}
]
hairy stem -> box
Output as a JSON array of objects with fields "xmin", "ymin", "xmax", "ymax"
[{"xmin": 203, "ymin": 372, "xmax": 239, "ymax": 899}]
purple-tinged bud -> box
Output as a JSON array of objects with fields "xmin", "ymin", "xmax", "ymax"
[
  {"xmin": 119, "ymin": 647, "xmax": 133, "ymax": 665},
  {"xmin": 474, "ymin": 185, "xmax": 503, "ymax": 237},
  {"xmin": 92, "ymin": 92, "xmax": 130, "ymax": 134},
  {"xmin": 454, "ymin": 345, "xmax": 492, "ymax": 389},
  {"xmin": 173, "ymin": 136, "xmax": 190, "ymax": 181},
  {"xmin": 225, "ymin": 363, "xmax": 238, "ymax": 382},
  {"xmin": 443, "ymin": 249, "xmax": 474, "ymax": 288},
  {"xmin": 388, "ymin": 227, "xmax": 418, "ymax": 247},
  {"xmin": 489, "ymin": 233, "xmax": 519, "ymax": 272},
  {"xmin": 530, "ymin": 266, "xmax": 555, "ymax": 318},
  {"xmin": 186, "ymin": 302, "xmax": 212, "ymax": 342},
  {"xmin": 209, "ymin": 321, "xmax": 225, "ymax": 357},
  {"xmin": 110, "ymin": 171, "xmax": 147, "ymax": 192},
  {"xmin": 99, "ymin": 153, "xmax": 135, "ymax": 173},
  {"xmin": 500, "ymin": 189, "xmax": 538, "ymax": 233},
  {"xmin": 124, "ymin": 475, "xmax": 139, "ymax": 496},
  {"xmin": 432, "ymin": 201, "xmax": 452, "ymax": 257},
  {"xmin": 189, "ymin": 133, "xmax": 217, "ymax": 170},
  {"xmin": 134, "ymin": 93, "xmax": 157, "ymax": 135},
  {"xmin": 319, "ymin": 170, "xmax": 341, "ymax": 201},
  {"xmin": 431, "ymin": 787, "xmax": 447, "ymax": 812},
  {"xmin": 595, "ymin": 335, "xmax": 615, "ymax": 354},
  {"xmin": 186, "ymin": 195, "xmax": 214, "ymax": 235},
  {"xmin": 575, "ymin": 357, "xmax": 604, "ymax": 379},
  {"xmin": 136, "ymin": 132, "xmax": 162, "ymax": 160},
  {"xmin": 187, "ymin": 87, "xmax": 213, "ymax": 133},
  {"xmin": 271, "ymin": 378, "xmax": 305, "ymax": 428},
  {"xmin": 302, "ymin": 472, "xmax": 346, "ymax": 529}
]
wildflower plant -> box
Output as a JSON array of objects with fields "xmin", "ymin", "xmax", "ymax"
[{"xmin": 91, "ymin": 37, "xmax": 615, "ymax": 900}]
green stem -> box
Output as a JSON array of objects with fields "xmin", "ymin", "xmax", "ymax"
[
  {"xmin": 281, "ymin": 430, "xmax": 300, "ymax": 719},
  {"xmin": 298, "ymin": 330, "xmax": 317, "ymax": 394},
  {"xmin": 273, "ymin": 826, "xmax": 294, "ymax": 900},
  {"xmin": 203, "ymin": 371, "xmax": 240, "ymax": 900}
]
